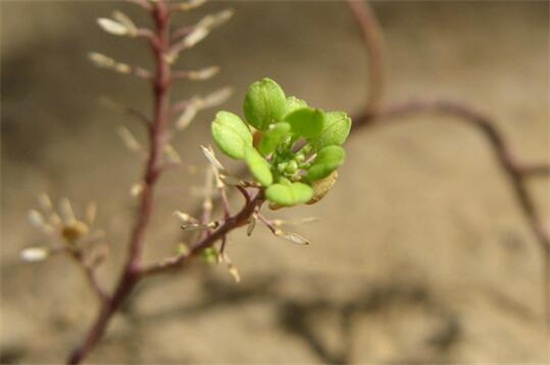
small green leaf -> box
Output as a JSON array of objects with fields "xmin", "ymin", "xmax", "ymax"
[
  {"xmin": 284, "ymin": 108, "xmax": 325, "ymax": 139},
  {"xmin": 244, "ymin": 147, "xmax": 273, "ymax": 186},
  {"xmin": 211, "ymin": 111, "xmax": 252, "ymax": 160},
  {"xmin": 266, "ymin": 180, "xmax": 314, "ymax": 207},
  {"xmin": 243, "ymin": 78, "xmax": 287, "ymax": 131},
  {"xmin": 306, "ymin": 145, "xmax": 346, "ymax": 182},
  {"xmin": 258, "ymin": 122, "xmax": 291, "ymax": 156},
  {"xmin": 285, "ymin": 96, "xmax": 308, "ymax": 115},
  {"xmin": 310, "ymin": 111, "xmax": 351, "ymax": 150}
]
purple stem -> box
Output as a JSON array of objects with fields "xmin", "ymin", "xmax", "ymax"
[{"xmin": 66, "ymin": 1, "xmax": 172, "ymax": 363}]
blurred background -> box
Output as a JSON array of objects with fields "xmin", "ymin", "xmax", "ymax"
[{"xmin": 1, "ymin": 1, "xmax": 548, "ymax": 363}]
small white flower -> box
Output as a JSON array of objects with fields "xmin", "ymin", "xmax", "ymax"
[
  {"xmin": 181, "ymin": 27, "xmax": 209, "ymax": 49},
  {"xmin": 176, "ymin": 101, "xmax": 199, "ymax": 130},
  {"xmin": 117, "ymin": 126, "xmax": 142, "ymax": 152},
  {"xmin": 97, "ymin": 18, "xmax": 129, "ymax": 36},
  {"xmin": 186, "ymin": 66, "xmax": 220, "ymax": 81},
  {"xmin": 111, "ymin": 11, "xmax": 137, "ymax": 36},
  {"xmin": 173, "ymin": 211, "xmax": 193, "ymax": 224},
  {"xmin": 200, "ymin": 145, "xmax": 225, "ymax": 171},
  {"xmin": 88, "ymin": 53, "xmax": 115, "ymax": 68},
  {"xmin": 20, "ymin": 247, "xmax": 49, "ymax": 262},
  {"xmin": 196, "ymin": 9, "xmax": 234, "ymax": 31},
  {"xmin": 201, "ymin": 87, "xmax": 233, "ymax": 109}
]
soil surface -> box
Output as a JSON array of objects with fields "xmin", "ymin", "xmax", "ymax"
[{"xmin": 1, "ymin": 1, "xmax": 549, "ymax": 364}]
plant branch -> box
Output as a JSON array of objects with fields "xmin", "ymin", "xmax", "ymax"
[
  {"xmin": 69, "ymin": 250, "xmax": 109, "ymax": 305},
  {"xmin": 346, "ymin": 0, "xmax": 385, "ymax": 118},
  {"xmin": 351, "ymin": 100, "xmax": 550, "ymax": 328},
  {"xmin": 346, "ymin": 0, "xmax": 549, "ymax": 330},
  {"xmin": 66, "ymin": 1, "xmax": 172, "ymax": 363},
  {"xmin": 141, "ymin": 189, "xmax": 265, "ymax": 277}
]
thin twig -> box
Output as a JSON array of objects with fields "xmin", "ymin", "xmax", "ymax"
[
  {"xmin": 136, "ymin": 28, "xmax": 160, "ymax": 49},
  {"xmin": 351, "ymin": 100, "xmax": 550, "ymax": 329},
  {"xmin": 141, "ymin": 190, "xmax": 265, "ymax": 276},
  {"xmin": 257, "ymin": 213, "xmax": 277, "ymax": 236},
  {"xmin": 213, "ymin": 170, "xmax": 232, "ymax": 219},
  {"xmin": 69, "ymin": 250, "xmax": 109, "ymax": 304},
  {"xmin": 346, "ymin": 3, "xmax": 549, "ymax": 325},
  {"xmin": 346, "ymin": 0, "xmax": 385, "ymax": 118},
  {"xmin": 100, "ymin": 98, "xmax": 152, "ymax": 127},
  {"xmin": 199, "ymin": 166, "xmax": 215, "ymax": 230}
]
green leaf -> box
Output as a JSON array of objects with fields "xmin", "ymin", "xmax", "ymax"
[
  {"xmin": 266, "ymin": 180, "xmax": 313, "ymax": 207},
  {"xmin": 211, "ymin": 111, "xmax": 252, "ymax": 160},
  {"xmin": 306, "ymin": 145, "xmax": 346, "ymax": 182},
  {"xmin": 284, "ymin": 108, "xmax": 325, "ymax": 139},
  {"xmin": 285, "ymin": 96, "xmax": 308, "ymax": 115},
  {"xmin": 310, "ymin": 111, "xmax": 351, "ymax": 150},
  {"xmin": 243, "ymin": 78, "xmax": 287, "ymax": 131},
  {"xmin": 258, "ymin": 122, "xmax": 291, "ymax": 156},
  {"xmin": 244, "ymin": 147, "xmax": 273, "ymax": 186}
]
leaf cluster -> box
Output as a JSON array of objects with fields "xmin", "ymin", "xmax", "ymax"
[{"xmin": 212, "ymin": 78, "xmax": 351, "ymax": 207}]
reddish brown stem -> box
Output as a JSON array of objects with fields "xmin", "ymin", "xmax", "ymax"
[
  {"xmin": 141, "ymin": 190, "xmax": 265, "ymax": 277},
  {"xmin": 346, "ymin": 0, "xmax": 385, "ymax": 118},
  {"xmin": 66, "ymin": 1, "xmax": 172, "ymax": 363},
  {"xmin": 69, "ymin": 250, "xmax": 108, "ymax": 305},
  {"xmin": 346, "ymin": 0, "xmax": 549, "ymax": 333},
  {"xmin": 352, "ymin": 100, "xmax": 550, "ymax": 330}
]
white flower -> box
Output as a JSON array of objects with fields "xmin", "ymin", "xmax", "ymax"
[{"xmin": 20, "ymin": 247, "xmax": 49, "ymax": 262}]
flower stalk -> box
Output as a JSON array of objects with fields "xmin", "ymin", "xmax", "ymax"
[{"xmin": 67, "ymin": 1, "xmax": 172, "ymax": 363}]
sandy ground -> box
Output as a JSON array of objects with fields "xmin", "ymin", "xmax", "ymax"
[{"xmin": 1, "ymin": 1, "xmax": 549, "ymax": 363}]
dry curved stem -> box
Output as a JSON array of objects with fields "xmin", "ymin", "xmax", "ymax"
[
  {"xmin": 351, "ymin": 100, "xmax": 550, "ymax": 329},
  {"xmin": 346, "ymin": 0, "xmax": 549, "ymax": 332},
  {"xmin": 346, "ymin": 0, "xmax": 385, "ymax": 118}
]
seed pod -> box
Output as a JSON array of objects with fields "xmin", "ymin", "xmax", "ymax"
[{"xmin": 243, "ymin": 78, "xmax": 287, "ymax": 131}]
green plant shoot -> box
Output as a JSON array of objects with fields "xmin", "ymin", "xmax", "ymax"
[{"xmin": 211, "ymin": 78, "xmax": 351, "ymax": 207}]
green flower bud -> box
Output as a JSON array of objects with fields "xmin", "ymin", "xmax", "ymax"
[
  {"xmin": 266, "ymin": 179, "xmax": 314, "ymax": 207},
  {"xmin": 243, "ymin": 78, "xmax": 287, "ymax": 131},
  {"xmin": 244, "ymin": 147, "xmax": 273, "ymax": 186},
  {"xmin": 258, "ymin": 122, "xmax": 291, "ymax": 156},
  {"xmin": 211, "ymin": 111, "xmax": 253, "ymax": 160},
  {"xmin": 285, "ymin": 160, "xmax": 298, "ymax": 174},
  {"xmin": 310, "ymin": 111, "xmax": 351, "ymax": 150},
  {"xmin": 285, "ymin": 96, "xmax": 308, "ymax": 115},
  {"xmin": 284, "ymin": 107, "xmax": 325, "ymax": 139},
  {"xmin": 306, "ymin": 145, "xmax": 346, "ymax": 182}
]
